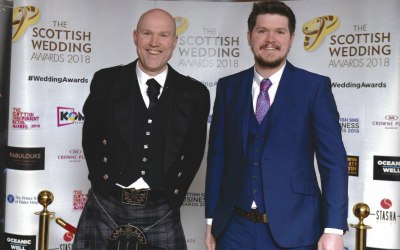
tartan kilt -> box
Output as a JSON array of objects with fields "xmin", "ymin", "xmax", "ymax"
[{"xmin": 72, "ymin": 188, "xmax": 187, "ymax": 250}]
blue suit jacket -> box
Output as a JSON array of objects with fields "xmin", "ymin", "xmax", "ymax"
[{"xmin": 205, "ymin": 62, "xmax": 348, "ymax": 248}]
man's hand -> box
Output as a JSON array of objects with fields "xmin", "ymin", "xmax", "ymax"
[
  {"xmin": 205, "ymin": 224, "xmax": 216, "ymax": 250},
  {"xmin": 317, "ymin": 233, "xmax": 344, "ymax": 250}
]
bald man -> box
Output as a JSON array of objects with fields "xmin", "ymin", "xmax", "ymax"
[{"xmin": 73, "ymin": 9, "xmax": 210, "ymax": 250}]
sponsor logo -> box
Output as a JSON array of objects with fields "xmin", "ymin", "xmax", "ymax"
[
  {"xmin": 370, "ymin": 198, "xmax": 398, "ymax": 224},
  {"xmin": 12, "ymin": 6, "xmax": 40, "ymax": 42},
  {"xmin": 47, "ymin": 232, "xmax": 74, "ymax": 250},
  {"xmin": 183, "ymin": 192, "xmax": 204, "ymax": 207},
  {"xmin": 73, "ymin": 190, "xmax": 88, "ymax": 211},
  {"xmin": 4, "ymin": 233, "xmax": 36, "ymax": 250},
  {"xmin": 58, "ymin": 149, "xmax": 85, "ymax": 163},
  {"xmin": 6, "ymin": 146, "xmax": 45, "ymax": 170},
  {"xmin": 302, "ymin": 15, "xmax": 340, "ymax": 51},
  {"xmin": 57, "ymin": 107, "xmax": 84, "ymax": 127},
  {"xmin": 372, "ymin": 115, "xmax": 400, "ymax": 130},
  {"xmin": 12, "ymin": 107, "xmax": 40, "ymax": 129},
  {"xmin": 373, "ymin": 156, "xmax": 400, "ymax": 181},
  {"xmin": 6, "ymin": 194, "xmax": 38, "ymax": 205},
  {"xmin": 347, "ymin": 155, "xmax": 359, "ymax": 177}
]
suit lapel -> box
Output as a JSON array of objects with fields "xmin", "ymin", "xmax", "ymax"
[
  {"xmin": 240, "ymin": 68, "xmax": 255, "ymax": 155},
  {"xmin": 112, "ymin": 62, "xmax": 138, "ymax": 153},
  {"xmin": 264, "ymin": 62, "xmax": 295, "ymax": 137},
  {"xmin": 163, "ymin": 66, "xmax": 192, "ymax": 173}
]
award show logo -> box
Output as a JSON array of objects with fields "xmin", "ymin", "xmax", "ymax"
[
  {"xmin": 12, "ymin": 6, "xmax": 40, "ymax": 42},
  {"xmin": 12, "ymin": 107, "xmax": 40, "ymax": 129},
  {"xmin": 373, "ymin": 155, "xmax": 400, "ymax": 181},
  {"xmin": 174, "ymin": 16, "xmax": 189, "ymax": 35},
  {"xmin": 176, "ymin": 16, "xmax": 241, "ymax": 70},
  {"xmin": 303, "ymin": 14, "xmax": 392, "ymax": 71},
  {"xmin": 183, "ymin": 192, "xmax": 205, "ymax": 207},
  {"xmin": 57, "ymin": 106, "xmax": 84, "ymax": 127},
  {"xmin": 73, "ymin": 190, "xmax": 88, "ymax": 211},
  {"xmin": 371, "ymin": 198, "xmax": 398, "ymax": 224},
  {"xmin": 339, "ymin": 117, "xmax": 359, "ymax": 134},
  {"xmin": 302, "ymin": 15, "xmax": 340, "ymax": 51}
]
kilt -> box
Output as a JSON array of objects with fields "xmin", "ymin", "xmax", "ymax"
[{"xmin": 72, "ymin": 188, "xmax": 187, "ymax": 250}]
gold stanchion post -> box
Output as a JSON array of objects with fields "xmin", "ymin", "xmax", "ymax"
[
  {"xmin": 35, "ymin": 190, "xmax": 55, "ymax": 250},
  {"xmin": 349, "ymin": 203, "xmax": 372, "ymax": 250}
]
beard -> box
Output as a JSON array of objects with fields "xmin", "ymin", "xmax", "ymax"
[{"xmin": 254, "ymin": 54, "xmax": 285, "ymax": 69}]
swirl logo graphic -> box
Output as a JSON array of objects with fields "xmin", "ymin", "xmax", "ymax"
[
  {"xmin": 302, "ymin": 15, "xmax": 339, "ymax": 51},
  {"xmin": 174, "ymin": 16, "xmax": 188, "ymax": 35},
  {"xmin": 380, "ymin": 198, "xmax": 392, "ymax": 209},
  {"xmin": 12, "ymin": 6, "xmax": 40, "ymax": 42}
]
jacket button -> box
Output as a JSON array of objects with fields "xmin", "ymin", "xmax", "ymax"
[
  {"xmin": 103, "ymin": 157, "xmax": 108, "ymax": 163},
  {"xmin": 102, "ymin": 139, "xmax": 107, "ymax": 145},
  {"xmin": 177, "ymin": 172, "xmax": 182, "ymax": 178},
  {"xmin": 180, "ymin": 155, "xmax": 184, "ymax": 160},
  {"xmin": 103, "ymin": 174, "xmax": 109, "ymax": 180},
  {"xmin": 174, "ymin": 189, "xmax": 179, "ymax": 194}
]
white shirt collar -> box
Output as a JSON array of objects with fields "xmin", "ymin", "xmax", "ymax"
[
  {"xmin": 253, "ymin": 62, "xmax": 286, "ymax": 86},
  {"xmin": 136, "ymin": 64, "xmax": 168, "ymax": 88}
]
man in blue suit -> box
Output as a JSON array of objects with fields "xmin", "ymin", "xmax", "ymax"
[{"xmin": 205, "ymin": 1, "xmax": 348, "ymax": 249}]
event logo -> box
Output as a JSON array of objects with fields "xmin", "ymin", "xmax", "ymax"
[
  {"xmin": 58, "ymin": 149, "xmax": 85, "ymax": 163},
  {"xmin": 339, "ymin": 117, "xmax": 359, "ymax": 134},
  {"xmin": 57, "ymin": 107, "xmax": 84, "ymax": 127},
  {"xmin": 302, "ymin": 15, "xmax": 339, "ymax": 51},
  {"xmin": 6, "ymin": 146, "xmax": 45, "ymax": 170},
  {"xmin": 4, "ymin": 233, "xmax": 36, "ymax": 250},
  {"xmin": 347, "ymin": 155, "xmax": 359, "ymax": 177},
  {"xmin": 303, "ymin": 14, "xmax": 392, "ymax": 70},
  {"xmin": 176, "ymin": 16, "xmax": 240, "ymax": 71},
  {"xmin": 373, "ymin": 156, "xmax": 400, "ymax": 181},
  {"xmin": 12, "ymin": 6, "xmax": 40, "ymax": 42},
  {"xmin": 372, "ymin": 114, "xmax": 400, "ymax": 130},
  {"xmin": 174, "ymin": 16, "xmax": 189, "ymax": 35},
  {"xmin": 73, "ymin": 190, "xmax": 88, "ymax": 211},
  {"xmin": 12, "ymin": 107, "xmax": 40, "ymax": 129},
  {"xmin": 183, "ymin": 192, "xmax": 204, "ymax": 207},
  {"xmin": 371, "ymin": 198, "xmax": 398, "ymax": 224}
]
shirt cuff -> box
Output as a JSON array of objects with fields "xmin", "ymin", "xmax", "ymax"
[
  {"xmin": 324, "ymin": 228, "xmax": 344, "ymax": 235},
  {"xmin": 206, "ymin": 218, "xmax": 213, "ymax": 225}
]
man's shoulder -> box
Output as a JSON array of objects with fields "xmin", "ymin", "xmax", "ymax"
[
  {"xmin": 219, "ymin": 67, "xmax": 253, "ymax": 82},
  {"xmin": 287, "ymin": 62, "xmax": 329, "ymax": 81},
  {"xmin": 94, "ymin": 61, "xmax": 135, "ymax": 76},
  {"xmin": 168, "ymin": 66, "xmax": 209, "ymax": 95}
]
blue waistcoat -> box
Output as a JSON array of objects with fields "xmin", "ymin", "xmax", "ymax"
[{"xmin": 235, "ymin": 106, "xmax": 269, "ymax": 213}]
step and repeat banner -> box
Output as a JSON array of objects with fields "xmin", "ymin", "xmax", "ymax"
[{"xmin": 4, "ymin": 0, "xmax": 399, "ymax": 249}]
